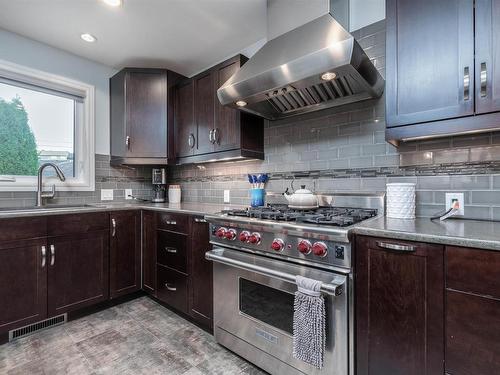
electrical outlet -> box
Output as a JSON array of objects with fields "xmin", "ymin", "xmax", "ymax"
[
  {"xmin": 125, "ymin": 189, "xmax": 133, "ymax": 200},
  {"xmin": 101, "ymin": 189, "xmax": 114, "ymax": 201},
  {"xmin": 445, "ymin": 193, "xmax": 464, "ymax": 216},
  {"xmin": 224, "ymin": 190, "xmax": 230, "ymax": 203}
]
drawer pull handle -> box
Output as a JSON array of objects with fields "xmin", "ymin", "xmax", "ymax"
[
  {"xmin": 165, "ymin": 220, "xmax": 177, "ymax": 225},
  {"xmin": 194, "ymin": 218, "xmax": 207, "ymax": 223},
  {"xmin": 165, "ymin": 283, "xmax": 177, "ymax": 291},
  {"xmin": 376, "ymin": 241, "xmax": 416, "ymax": 252},
  {"xmin": 41, "ymin": 246, "xmax": 47, "ymax": 268},
  {"xmin": 165, "ymin": 247, "xmax": 177, "ymax": 253}
]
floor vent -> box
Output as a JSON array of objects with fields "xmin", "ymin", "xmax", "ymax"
[{"xmin": 9, "ymin": 314, "xmax": 67, "ymax": 342}]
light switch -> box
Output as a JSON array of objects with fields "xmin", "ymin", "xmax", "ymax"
[{"xmin": 224, "ymin": 190, "xmax": 230, "ymax": 203}]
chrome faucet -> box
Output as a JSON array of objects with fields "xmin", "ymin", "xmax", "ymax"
[{"xmin": 36, "ymin": 163, "xmax": 66, "ymax": 207}]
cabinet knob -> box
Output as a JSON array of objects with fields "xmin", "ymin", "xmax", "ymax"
[
  {"xmin": 213, "ymin": 128, "xmax": 220, "ymax": 144},
  {"xmin": 111, "ymin": 218, "xmax": 116, "ymax": 237},
  {"xmin": 125, "ymin": 136, "xmax": 131, "ymax": 149}
]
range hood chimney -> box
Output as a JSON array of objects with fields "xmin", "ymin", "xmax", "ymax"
[{"xmin": 217, "ymin": 0, "xmax": 384, "ymax": 120}]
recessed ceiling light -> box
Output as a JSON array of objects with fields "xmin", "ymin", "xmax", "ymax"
[
  {"xmin": 102, "ymin": 0, "xmax": 122, "ymax": 6},
  {"xmin": 235, "ymin": 100, "xmax": 247, "ymax": 107},
  {"xmin": 81, "ymin": 33, "xmax": 97, "ymax": 43},
  {"xmin": 321, "ymin": 72, "xmax": 337, "ymax": 81}
]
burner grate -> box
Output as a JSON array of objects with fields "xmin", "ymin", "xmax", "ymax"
[{"xmin": 222, "ymin": 204, "xmax": 377, "ymax": 227}]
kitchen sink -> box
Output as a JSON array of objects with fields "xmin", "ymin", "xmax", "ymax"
[{"xmin": 0, "ymin": 204, "xmax": 99, "ymax": 213}]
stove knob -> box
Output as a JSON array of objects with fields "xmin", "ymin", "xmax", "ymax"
[
  {"xmin": 215, "ymin": 227, "xmax": 226, "ymax": 238},
  {"xmin": 297, "ymin": 240, "xmax": 312, "ymax": 255},
  {"xmin": 312, "ymin": 242, "xmax": 328, "ymax": 257},
  {"xmin": 239, "ymin": 231, "xmax": 250, "ymax": 242},
  {"xmin": 224, "ymin": 229, "xmax": 237, "ymax": 240},
  {"xmin": 271, "ymin": 238, "xmax": 285, "ymax": 252},
  {"xmin": 248, "ymin": 232, "xmax": 261, "ymax": 244}
]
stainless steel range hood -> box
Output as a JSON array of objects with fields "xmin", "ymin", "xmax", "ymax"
[{"xmin": 217, "ymin": 0, "xmax": 384, "ymax": 120}]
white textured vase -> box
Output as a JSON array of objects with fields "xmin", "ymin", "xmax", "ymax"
[{"xmin": 386, "ymin": 183, "xmax": 416, "ymax": 219}]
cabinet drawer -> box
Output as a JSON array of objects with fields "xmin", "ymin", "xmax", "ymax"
[
  {"xmin": 48, "ymin": 212, "xmax": 109, "ymax": 236},
  {"xmin": 157, "ymin": 230, "xmax": 187, "ymax": 273},
  {"xmin": 362, "ymin": 236, "xmax": 441, "ymax": 255},
  {"xmin": 157, "ymin": 265, "xmax": 188, "ymax": 313},
  {"xmin": 446, "ymin": 290, "xmax": 500, "ymax": 375},
  {"xmin": 157, "ymin": 213, "xmax": 189, "ymax": 234},
  {"xmin": 0, "ymin": 217, "xmax": 47, "ymax": 241},
  {"xmin": 446, "ymin": 246, "xmax": 500, "ymax": 299}
]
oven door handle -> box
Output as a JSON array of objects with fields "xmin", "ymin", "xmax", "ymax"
[{"xmin": 206, "ymin": 249, "xmax": 344, "ymax": 296}]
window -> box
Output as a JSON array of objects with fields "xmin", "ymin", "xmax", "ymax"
[{"xmin": 0, "ymin": 60, "xmax": 95, "ymax": 191}]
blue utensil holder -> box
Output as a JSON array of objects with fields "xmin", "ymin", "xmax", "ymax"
[{"xmin": 250, "ymin": 188, "xmax": 265, "ymax": 207}]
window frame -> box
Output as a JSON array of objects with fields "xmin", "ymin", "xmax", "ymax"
[{"xmin": 0, "ymin": 59, "xmax": 95, "ymax": 192}]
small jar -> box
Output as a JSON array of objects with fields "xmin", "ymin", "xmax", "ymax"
[{"xmin": 168, "ymin": 184, "xmax": 181, "ymax": 204}]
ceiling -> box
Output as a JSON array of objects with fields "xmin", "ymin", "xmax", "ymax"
[{"xmin": 0, "ymin": 0, "xmax": 267, "ymax": 77}]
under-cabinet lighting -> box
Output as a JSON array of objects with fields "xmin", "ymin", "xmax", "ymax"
[
  {"xmin": 235, "ymin": 100, "xmax": 247, "ymax": 107},
  {"xmin": 321, "ymin": 72, "xmax": 337, "ymax": 81}
]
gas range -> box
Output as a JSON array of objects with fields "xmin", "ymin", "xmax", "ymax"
[{"xmin": 205, "ymin": 192, "xmax": 385, "ymax": 271}]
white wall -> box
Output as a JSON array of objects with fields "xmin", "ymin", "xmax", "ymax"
[
  {"xmin": 266, "ymin": 0, "xmax": 385, "ymax": 39},
  {"xmin": 350, "ymin": 0, "xmax": 385, "ymax": 31},
  {"xmin": 0, "ymin": 28, "xmax": 116, "ymax": 155}
]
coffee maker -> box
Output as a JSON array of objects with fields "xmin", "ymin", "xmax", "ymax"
[{"xmin": 151, "ymin": 168, "xmax": 166, "ymax": 203}]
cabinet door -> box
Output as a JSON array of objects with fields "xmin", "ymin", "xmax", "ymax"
[
  {"xmin": 194, "ymin": 71, "xmax": 215, "ymax": 155},
  {"xmin": 47, "ymin": 231, "xmax": 109, "ymax": 316},
  {"xmin": 0, "ymin": 239, "xmax": 47, "ymax": 333},
  {"xmin": 142, "ymin": 210, "xmax": 157, "ymax": 295},
  {"xmin": 355, "ymin": 236, "xmax": 444, "ymax": 375},
  {"xmin": 125, "ymin": 71, "xmax": 167, "ymax": 158},
  {"xmin": 175, "ymin": 80, "xmax": 196, "ymax": 157},
  {"xmin": 189, "ymin": 217, "xmax": 213, "ymax": 329},
  {"xmin": 475, "ymin": 0, "xmax": 500, "ymax": 114},
  {"xmin": 110, "ymin": 211, "xmax": 141, "ymax": 299},
  {"xmin": 214, "ymin": 58, "xmax": 241, "ymax": 152},
  {"xmin": 386, "ymin": 0, "xmax": 474, "ymax": 127}
]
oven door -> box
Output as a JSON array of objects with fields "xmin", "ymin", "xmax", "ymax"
[{"xmin": 207, "ymin": 248, "xmax": 349, "ymax": 375}]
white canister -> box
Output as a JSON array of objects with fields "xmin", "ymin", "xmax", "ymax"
[
  {"xmin": 168, "ymin": 184, "xmax": 182, "ymax": 204},
  {"xmin": 386, "ymin": 183, "xmax": 416, "ymax": 219}
]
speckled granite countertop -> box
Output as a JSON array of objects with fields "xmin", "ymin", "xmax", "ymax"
[
  {"xmin": 2, "ymin": 203, "xmax": 500, "ymax": 251},
  {"xmin": 0, "ymin": 202, "xmax": 245, "ymax": 219},
  {"xmin": 353, "ymin": 216, "xmax": 500, "ymax": 251}
]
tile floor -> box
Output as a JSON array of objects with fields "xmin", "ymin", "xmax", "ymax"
[{"xmin": 0, "ymin": 297, "xmax": 267, "ymax": 375}]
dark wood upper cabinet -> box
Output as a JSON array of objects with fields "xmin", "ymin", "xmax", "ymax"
[
  {"xmin": 47, "ymin": 230, "xmax": 109, "ymax": 317},
  {"xmin": 356, "ymin": 236, "xmax": 444, "ymax": 375},
  {"xmin": 194, "ymin": 71, "xmax": 215, "ymax": 155},
  {"xmin": 175, "ymin": 79, "xmax": 196, "ymax": 158},
  {"xmin": 475, "ymin": 0, "xmax": 500, "ymax": 114},
  {"xmin": 386, "ymin": 0, "xmax": 500, "ymax": 142},
  {"xmin": 213, "ymin": 57, "xmax": 242, "ymax": 152},
  {"xmin": 175, "ymin": 55, "xmax": 264, "ymax": 164},
  {"xmin": 0, "ymin": 238, "xmax": 47, "ymax": 333},
  {"xmin": 110, "ymin": 68, "xmax": 185, "ymax": 165},
  {"xmin": 109, "ymin": 211, "xmax": 141, "ymax": 299}
]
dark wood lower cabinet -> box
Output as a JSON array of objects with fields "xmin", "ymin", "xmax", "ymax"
[
  {"xmin": 355, "ymin": 236, "xmax": 444, "ymax": 375},
  {"xmin": 0, "ymin": 238, "xmax": 47, "ymax": 332},
  {"xmin": 189, "ymin": 217, "xmax": 213, "ymax": 328},
  {"xmin": 142, "ymin": 210, "xmax": 157, "ymax": 295},
  {"xmin": 445, "ymin": 246, "xmax": 500, "ymax": 375},
  {"xmin": 47, "ymin": 230, "xmax": 110, "ymax": 316},
  {"xmin": 110, "ymin": 211, "xmax": 141, "ymax": 299}
]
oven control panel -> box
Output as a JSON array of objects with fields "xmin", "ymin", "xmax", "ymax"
[{"xmin": 209, "ymin": 224, "xmax": 351, "ymax": 269}]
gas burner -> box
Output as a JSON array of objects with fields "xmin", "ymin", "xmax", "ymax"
[{"xmin": 222, "ymin": 204, "xmax": 378, "ymax": 227}]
